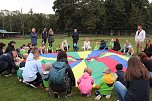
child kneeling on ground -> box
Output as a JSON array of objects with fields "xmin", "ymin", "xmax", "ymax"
[
  {"xmin": 43, "ymin": 62, "xmax": 52, "ymax": 91},
  {"xmin": 95, "ymin": 68, "xmax": 115, "ymax": 100},
  {"xmin": 77, "ymin": 67, "xmax": 94, "ymax": 97}
]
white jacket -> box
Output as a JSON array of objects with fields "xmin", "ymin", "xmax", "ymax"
[{"xmin": 135, "ymin": 30, "xmax": 146, "ymax": 42}]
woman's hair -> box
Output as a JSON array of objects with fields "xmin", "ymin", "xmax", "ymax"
[
  {"xmin": 84, "ymin": 67, "xmax": 93, "ymax": 75},
  {"xmin": 125, "ymin": 56, "xmax": 150, "ymax": 81},
  {"xmin": 57, "ymin": 51, "xmax": 67, "ymax": 60},
  {"xmin": 138, "ymin": 52, "xmax": 148, "ymax": 59},
  {"xmin": 48, "ymin": 28, "xmax": 54, "ymax": 35},
  {"xmin": 30, "ymin": 47, "xmax": 39, "ymax": 54},
  {"xmin": 0, "ymin": 42, "xmax": 6, "ymax": 48}
]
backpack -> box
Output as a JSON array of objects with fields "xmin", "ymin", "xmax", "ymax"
[{"xmin": 49, "ymin": 61, "xmax": 67, "ymax": 85}]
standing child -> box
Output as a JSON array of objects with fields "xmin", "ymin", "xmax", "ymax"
[
  {"xmin": 77, "ymin": 67, "xmax": 94, "ymax": 97},
  {"xmin": 61, "ymin": 40, "xmax": 69, "ymax": 52},
  {"xmin": 31, "ymin": 28, "xmax": 37, "ymax": 46},
  {"xmin": 115, "ymin": 64, "xmax": 125, "ymax": 85},
  {"xmin": 95, "ymin": 68, "xmax": 115, "ymax": 100}
]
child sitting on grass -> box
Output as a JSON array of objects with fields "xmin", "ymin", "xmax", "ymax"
[
  {"xmin": 77, "ymin": 67, "xmax": 94, "ymax": 97},
  {"xmin": 17, "ymin": 53, "xmax": 28, "ymax": 82},
  {"xmin": 43, "ymin": 62, "xmax": 52, "ymax": 91},
  {"xmin": 82, "ymin": 38, "xmax": 92, "ymax": 51},
  {"xmin": 95, "ymin": 68, "xmax": 115, "ymax": 100},
  {"xmin": 115, "ymin": 64, "xmax": 125, "ymax": 85},
  {"xmin": 47, "ymin": 45, "xmax": 53, "ymax": 53},
  {"xmin": 109, "ymin": 39, "xmax": 114, "ymax": 50},
  {"xmin": 94, "ymin": 42, "xmax": 100, "ymax": 50}
]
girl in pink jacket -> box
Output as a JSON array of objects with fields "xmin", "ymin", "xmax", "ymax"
[{"xmin": 77, "ymin": 67, "xmax": 94, "ymax": 97}]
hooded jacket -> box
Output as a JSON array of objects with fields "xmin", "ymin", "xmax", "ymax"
[
  {"xmin": 77, "ymin": 72, "xmax": 94, "ymax": 94},
  {"xmin": 22, "ymin": 53, "xmax": 42, "ymax": 82}
]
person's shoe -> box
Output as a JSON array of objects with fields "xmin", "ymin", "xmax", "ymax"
[
  {"xmin": 95, "ymin": 95, "xmax": 101, "ymax": 100},
  {"xmin": 105, "ymin": 95, "xmax": 111, "ymax": 99},
  {"xmin": 66, "ymin": 92, "xmax": 73, "ymax": 97},
  {"xmin": 54, "ymin": 92, "xmax": 60, "ymax": 98},
  {"xmin": 4, "ymin": 72, "xmax": 12, "ymax": 77},
  {"xmin": 29, "ymin": 84, "xmax": 37, "ymax": 88},
  {"xmin": 19, "ymin": 79, "xmax": 22, "ymax": 82},
  {"xmin": 87, "ymin": 92, "xmax": 91, "ymax": 97}
]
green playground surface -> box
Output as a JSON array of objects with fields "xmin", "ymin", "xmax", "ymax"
[{"xmin": 0, "ymin": 36, "xmax": 152, "ymax": 101}]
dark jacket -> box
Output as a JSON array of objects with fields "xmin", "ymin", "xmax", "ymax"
[
  {"xmin": 31, "ymin": 32, "xmax": 37, "ymax": 45},
  {"xmin": 0, "ymin": 48, "xmax": 3, "ymax": 56},
  {"xmin": 48, "ymin": 35, "xmax": 54, "ymax": 43},
  {"xmin": 42, "ymin": 31, "xmax": 47, "ymax": 39},
  {"xmin": 113, "ymin": 41, "xmax": 121, "ymax": 51},
  {"xmin": 141, "ymin": 59, "xmax": 152, "ymax": 72},
  {"xmin": 72, "ymin": 32, "xmax": 79, "ymax": 43},
  {"xmin": 5, "ymin": 44, "xmax": 15, "ymax": 53},
  {"xmin": 57, "ymin": 58, "xmax": 76, "ymax": 86},
  {"xmin": 144, "ymin": 44, "xmax": 152, "ymax": 57},
  {"xmin": 125, "ymin": 79, "xmax": 150, "ymax": 101},
  {"xmin": 100, "ymin": 41, "xmax": 107, "ymax": 50},
  {"xmin": 116, "ymin": 70, "xmax": 125, "ymax": 85},
  {"xmin": 0, "ymin": 52, "xmax": 15, "ymax": 68}
]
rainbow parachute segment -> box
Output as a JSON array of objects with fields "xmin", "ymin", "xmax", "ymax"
[{"xmin": 40, "ymin": 50, "xmax": 130, "ymax": 85}]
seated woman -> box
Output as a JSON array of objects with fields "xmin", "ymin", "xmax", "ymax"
[
  {"xmin": 114, "ymin": 56, "xmax": 150, "ymax": 101},
  {"xmin": 100, "ymin": 39, "xmax": 108, "ymax": 50},
  {"xmin": 144, "ymin": 39, "xmax": 152, "ymax": 58},
  {"xmin": 113, "ymin": 38, "xmax": 121, "ymax": 51},
  {"xmin": 49, "ymin": 51, "xmax": 75, "ymax": 98},
  {"xmin": 82, "ymin": 38, "xmax": 91, "ymax": 51},
  {"xmin": 61, "ymin": 40, "xmax": 69, "ymax": 52},
  {"xmin": 22, "ymin": 47, "xmax": 43, "ymax": 88}
]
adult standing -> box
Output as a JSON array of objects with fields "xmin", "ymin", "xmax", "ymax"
[
  {"xmin": 72, "ymin": 29, "xmax": 79, "ymax": 49},
  {"xmin": 48, "ymin": 28, "xmax": 54, "ymax": 47},
  {"xmin": 135, "ymin": 25, "xmax": 146, "ymax": 54},
  {"xmin": 31, "ymin": 28, "xmax": 38, "ymax": 46},
  {"xmin": 41, "ymin": 28, "xmax": 48, "ymax": 45}
]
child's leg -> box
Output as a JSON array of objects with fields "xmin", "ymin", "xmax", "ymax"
[{"xmin": 114, "ymin": 81, "xmax": 127, "ymax": 101}]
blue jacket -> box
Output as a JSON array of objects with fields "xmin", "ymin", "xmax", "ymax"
[
  {"xmin": 31, "ymin": 32, "xmax": 37, "ymax": 45},
  {"xmin": 22, "ymin": 53, "xmax": 42, "ymax": 82}
]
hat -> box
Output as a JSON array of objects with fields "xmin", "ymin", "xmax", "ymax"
[
  {"xmin": 103, "ymin": 74, "xmax": 115, "ymax": 85},
  {"xmin": 103, "ymin": 68, "xmax": 112, "ymax": 74},
  {"xmin": 44, "ymin": 62, "xmax": 52, "ymax": 71}
]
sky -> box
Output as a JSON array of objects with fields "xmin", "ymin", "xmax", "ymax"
[{"xmin": 0, "ymin": 0, "xmax": 152, "ymax": 14}]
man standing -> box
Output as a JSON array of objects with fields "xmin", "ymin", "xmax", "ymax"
[
  {"xmin": 72, "ymin": 29, "xmax": 79, "ymax": 50},
  {"xmin": 135, "ymin": 25, "xmax": 146, "ymax": 54}
]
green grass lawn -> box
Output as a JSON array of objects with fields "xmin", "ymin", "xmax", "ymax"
[{"xmin": 0, "ymin": 36, "xmax": 152, "ymax": 101}]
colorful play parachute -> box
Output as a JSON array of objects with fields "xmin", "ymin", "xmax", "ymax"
[{"xmin": 40, "ymin": 50, "xmax": 130, "ymax": 85}]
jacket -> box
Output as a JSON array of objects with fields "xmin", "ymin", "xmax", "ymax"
[
  {"xmin": 77, "ymin": 72, "xmax": 94, "ymax": 94},
  {"xmin": 0, "ymin": 48, "xmax": 3, "ymax": 56},
  {"xmin": 31, "ymin": 32, "xmax": 37, "ymax": 45},
  {"xmin": 116, "ymin": 70, "xmax": 125, "ymax": 85},
  {"xmin": 125, "ymin": 79, "xmax": 150, "ymax": 101},
  {"xmin": 0, "ymin": 52, "xmax": 15, "ymax": 68},
  {"xmin": 72, "ymin": 32, "xmax": 79, "ymax": 42},
  {"xmin": 22, "ymin": 53, "xmax": 43, "ymax": 82},
  {"xmin": 5, "ymin": 44, "xmax": 15, "ymax": 53},
  {"xmin": 135, "ymin": 30, "xmax": 146, "ymax": 42},
  {"xmin": 42, "ymin": 31, "xmax": 47, "ymax": 39}
]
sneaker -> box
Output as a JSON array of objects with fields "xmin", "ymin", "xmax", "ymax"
[
  {"xmin": 95, "ymin": 95, "xmax": 101, "ymax": 100},
  {"xmin": 4, "ymin": 73, "xmax": 12, "ymax": 77},
  {"xmin": 105, "ymin": 95, "xmax": 111, "ymax": 99},
  {"xmin": 19, "ymin": 79, "xmax": 22, "ymax": 82},
  {"xmin": 29, "ymin": 84, "xmax": 37, "ymax": 88},
  {"xmin": 87, "ymin": 92, "xmax": 91, "ymax": 97},
  {"xmin": 54, "ymin": 92, "xmax": 60, "ymax": 98}
]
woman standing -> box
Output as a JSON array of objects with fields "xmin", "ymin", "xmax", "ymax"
[
  {"xmin": 31, "ymin": 28, "xmax": 37, "ymax": 46},
  {"xmin": 48, "ymin": 28, "xmax": 54, "ymax": 47},
  {"xmin": 114, "ymin": 56, "xmax": 150, "ymax": 101}
]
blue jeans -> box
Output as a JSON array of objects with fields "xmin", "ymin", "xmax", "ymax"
[{"xmin": 114, "ymin": 81, "xmax": 127, "ymax": 101}]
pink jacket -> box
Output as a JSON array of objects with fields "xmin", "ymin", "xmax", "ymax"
[{"xmin": 77, "ymin": 72, "xmax": 94, "ymax": 94}]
